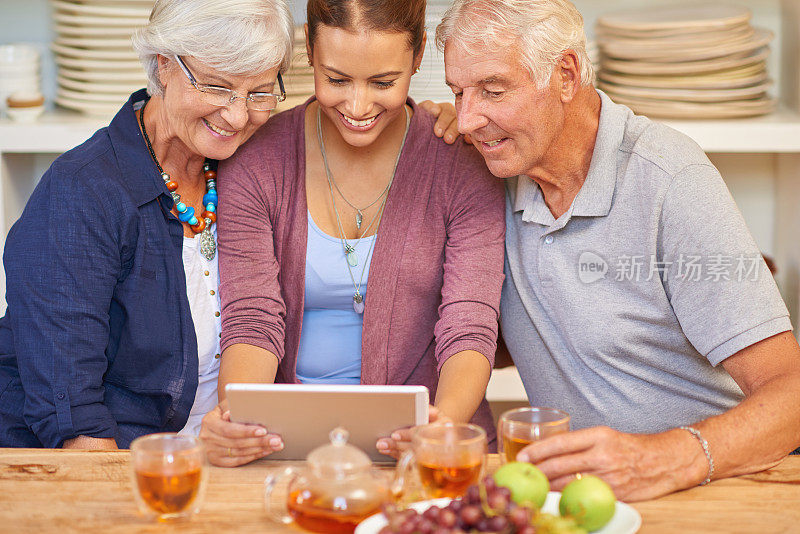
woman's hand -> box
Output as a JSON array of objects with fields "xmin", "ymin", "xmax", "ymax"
[
  {"xmin": 199, "ymin": 400, "xmax": 284, "ymax": 467},
  {"xmin": 418, "ymin": 100, "xmax": 473, "ymax": 145},
  {"xmin": 375, "ymin": 405, "xmax": 450, "ymax": 459}
]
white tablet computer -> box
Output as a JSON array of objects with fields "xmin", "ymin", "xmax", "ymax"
[{"xmin": 225, "ymin": 383, "xmax": 429, "ymax": 462}]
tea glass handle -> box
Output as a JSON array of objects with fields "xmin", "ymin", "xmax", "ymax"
[
  {"xmin": 263, "ymin": 466, "xmax": 298, "ymax": 525},
  {"xmin": 391, "ymin": 449, "xmax": 417, "ymax": 499}
]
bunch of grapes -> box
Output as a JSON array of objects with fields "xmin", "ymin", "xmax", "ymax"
[{"xmin": 378, "ymin": 477, "xmax": 585, "ymax": 534}]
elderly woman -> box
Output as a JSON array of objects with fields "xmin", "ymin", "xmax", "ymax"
[
  {"xmin": 0, "ymin": 0, "xmax": 295, "ymax": 448},
  {"xmin": 199, "ymin": 0, "xmax": 506, "ymax": 466}
]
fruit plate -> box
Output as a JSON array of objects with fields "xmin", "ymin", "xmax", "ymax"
[{"xmin": 355, "ymin": 493, "xmax": 641, "ymax": 534}]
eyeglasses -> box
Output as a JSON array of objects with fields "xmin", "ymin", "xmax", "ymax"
[{"xmin": 174, "ymin": 55, "xmax": 286, "ymax": 112}]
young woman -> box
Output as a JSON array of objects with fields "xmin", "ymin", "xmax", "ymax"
[{"xmin": 200, "ymin": 0, "xmax": 505, "ymax": 466}]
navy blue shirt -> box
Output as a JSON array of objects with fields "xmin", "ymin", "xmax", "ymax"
[{"xmin": 0, "ymin": 90, "xmax": 199, "ymax": 448}]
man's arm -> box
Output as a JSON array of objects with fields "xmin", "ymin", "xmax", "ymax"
[{"xmin": 517, "ymin": 331, "xmax": 800, "ymax": 501}]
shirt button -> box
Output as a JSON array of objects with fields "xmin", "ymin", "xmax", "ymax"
[
  {"xmin": 204, "ymin": 270, "xmax": 209, "ymax": 276},
  {"xmin": 215, "ymin": 311, "xmax": 220, "ymax": 317},
  {"xmin": 544, "ymin": 235, "xmax": 554, "ymax": 244},
  {"xmin": 214, "ymin": 354, "xmax": 220, "ymax": 359},
  {"xmin": 209, "ymin": 290, "xmax": 215, "ymax": 295},
  {"xmin": 56, "ymin": 392, "xmax": 65, "ymax": 400}
]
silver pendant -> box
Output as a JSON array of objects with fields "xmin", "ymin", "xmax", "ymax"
[
  {"xmin": 199, "ymin": 222, "xmax": 216, "ymax": 260},
  {"xmin": 356, "ymin": 211, "xmax": 363, "ymax": 230},
  {"xmin": 353, "ymin": 293, "xmax": 364, "ymax": 314},
  {"xmin": 345, "ymin": 244, "xmax": 358, "ymax": 267}
]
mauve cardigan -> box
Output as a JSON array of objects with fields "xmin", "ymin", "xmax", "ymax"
[{"xmin": 217, "ymin": 99, "xmax": 505, "ymax": 439}]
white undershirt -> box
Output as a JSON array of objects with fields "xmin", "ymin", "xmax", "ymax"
[{"xmin": 178, "ymin": 229, "xmax": 222, "ymax": 436}]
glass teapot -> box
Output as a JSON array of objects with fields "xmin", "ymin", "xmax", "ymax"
[{"xmin": 263, "ymin": 427, "xmax": 395, "ymax": 534}]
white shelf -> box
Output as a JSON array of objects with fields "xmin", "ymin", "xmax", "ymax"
[
  {"xmin": 0, "ymin": 109, "xmax": 106, "ymax": 153},
  {"xmin": 660, "ymin": 107, "xmax": 800, "ymax": 153},
  {"xmin": 3, "ymin": 106, "xmax": 800, "ymax": 154}
]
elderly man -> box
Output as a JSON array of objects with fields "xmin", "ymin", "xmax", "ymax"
[{"xmin": 437, "ymin": 0, "xmax": 800, "ymax": 501}]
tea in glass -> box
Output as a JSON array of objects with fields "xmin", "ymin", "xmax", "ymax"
[
  {"xmin": 417, "ymin": 459, "xmax": 484, "ymax": 498},
  {"xmin": 498, "ymin": 407, "xmax": 570, "ymax": 463},
  {"xmin": 397, "ymin": 423, "xmax": 487, "ymax": 499},
  {"xmin": 130, "ymin": 433, "xmax": 206, "ymax": 521}
]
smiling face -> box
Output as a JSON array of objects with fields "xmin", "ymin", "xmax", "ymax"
[
  {"xmin": 444, "ymin": 41, "xmax": 565, "ymax": 179},
  {"xmin": 157, "ymin": 55, "xmax": 281, "ymax": 161},
  {"xmin": 308, "ymin": 24, "xmax": 422, "ymax": 148}
]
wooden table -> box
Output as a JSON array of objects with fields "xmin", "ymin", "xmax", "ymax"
[{"xmin": 0, "ymin": 449, "xmax": 798, "ymax": 533}]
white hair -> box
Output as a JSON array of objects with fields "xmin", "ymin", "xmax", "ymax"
[
  {"xmin": 132, "ymin": 0, "xmax": 294, "ymax": 96},
  {"xmin": 435, "ymin": 0, "xmax": 594, "ymax": 90}
]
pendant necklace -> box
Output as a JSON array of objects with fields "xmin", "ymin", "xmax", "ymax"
[
  {"xmin": 316, "ymin": 105, "xmax": 410, "ymax": 313},
  {"xmin": 329, "ymin": 163, "xmax": 394, "ymax": 230},
  {"xmin": 139, "ymin": 100, "xmax": 218, "ymax": 260}
]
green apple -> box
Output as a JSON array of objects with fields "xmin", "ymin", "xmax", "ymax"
[
  {"xmin": 492, "ymin": 461, "xmax": 550, "ymax": 508},
  {"xmin": 558, "ymin": 475, "xmax": 616, "ymax": 531}
]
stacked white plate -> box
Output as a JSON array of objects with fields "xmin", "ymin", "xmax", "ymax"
[
  {"xmin": 0, "ymin": 44, "xmax": 42, "ymax": 114},
  {"xmin": 276, "ymin": 26, "xmax": 316, "ymax": 113},
  {"xmin": 596, "ymin": 3, "xmax": 775, "ymax": 119},
  {"xmin": 51, "ymin": 0, "xmax": 152, "ymax": 117}
]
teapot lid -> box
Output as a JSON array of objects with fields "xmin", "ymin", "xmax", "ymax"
[{"xmin": 307, "ymin": 427, "xmax": 371, "ymax": 478}]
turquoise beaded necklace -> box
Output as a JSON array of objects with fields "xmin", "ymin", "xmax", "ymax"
[{"xmin": 139, "ymin": 99, "xmax": 218, "ymax": 260}]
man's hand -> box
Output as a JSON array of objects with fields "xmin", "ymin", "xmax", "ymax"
[
  {"xmin": 418, "ymin": 100, "xmax": 472, "ymax": 145},
  {"xmin": 516, "ymin": 426, "xmax": 708, "ymax": 502}
]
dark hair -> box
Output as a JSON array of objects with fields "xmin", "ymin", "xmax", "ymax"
[{"xmin": 307, "ymin": 0, "xmax": 426, "ymax": 58}]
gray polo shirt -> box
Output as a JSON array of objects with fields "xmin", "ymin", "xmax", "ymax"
[{"xmin": 501, "ymin": 90, "xmax": 792, "ymax": 433}]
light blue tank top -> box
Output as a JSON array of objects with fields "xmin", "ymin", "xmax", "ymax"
[{"xmin": 296, "ymin": 212, "xmax": 376, "ymax": 384}]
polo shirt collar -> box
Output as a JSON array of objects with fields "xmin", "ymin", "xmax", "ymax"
[
  {"xmin": 511, "ymin": 89, "xmax": 625, "ymax": 223},
  {"xmin": 513, "ymin": 176, "xmax": 556, "ymax": 225},
  {"xmin": 571, "ymin": 90, "xmax": 625, "ymax": 217},
  {"xmin": 107, "ymin": 89, "xmax": 172, "ymax": 208}
]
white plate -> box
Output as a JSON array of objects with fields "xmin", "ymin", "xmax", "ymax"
[
  {"xmin": 599, "ymin": 79, "xmax": 772, "ymax": 102},
  {"xmin": 355, "ymin": 493, "xmax": 642, "ymax": 534},
  {"xmin": 62, "ymin": 0, "xmax": 154, "ymax": 3},
  {"xmin": 54, "ymin": 36, "xmax": 135, "ymax": 49},
  {"xmin": 600, "ymin": 28, "xmax": 773, "ymax": 63},
  {"xmin": 609, "ymin": 94, "xmax": 776, "ymax": 119},
  {"xmin": 601, "ymin": 47, "xmax": 770, "ymax": 76},
  {"xmin": 57, "ymin": 75, "xmax": 143, "ymax": 93},
  {"xmin": 596, "ymin": 21, "xmax": 752, "ymax": 40},
  {"xmin": 51, "ymin": 0, "xmax": 152, "ymax": 18},
  {"xmin": 54, "ymin": 23, "xmax": 139, "ymax": 37},
  {"xmin": 51, "ymin": 42, "xmax": 139, "ymax": 61},
  {"xmin": 54, "ymin": 54, "xmax": 143, "ymax": 70},
  {"xmin": 597, "ymin": 3, "xmax": 751, "ymax": 32},
  {"xmin": 53, "ymin": 11, "xmax": 149, "ymax": 27},
  {"xmin": 57, "ymin": 87, "xmax": 130, "ymax": 103},
  {"xmin": 57, "ymin": 67, "xmax": 146, "ymax": 82},
  {"xmin": 598, "ymin": 64, "xmax": 766, "ymax": 90},
  {"xmin": 598, "ymin": 27, "xmax": 755, "ymax": 58},
  {"xmin": 597, "ymin": 24, "xmax": 753, "ymax": 47},
  {"xmin": 56, "ymin": 95, "xmax": 120, "ymax": 117}
]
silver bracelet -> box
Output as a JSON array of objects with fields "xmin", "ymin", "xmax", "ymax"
[{"xmin": 679, "ymin": 425, "xmax": 715, "ymax": 486}]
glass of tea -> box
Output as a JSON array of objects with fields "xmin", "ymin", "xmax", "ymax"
[
  {"xmin": 395, "ymin": 423, "xmax": 487, "ymax": 499},
  {"xmin": 130, "ymin": 433, "xmax": 207, "ymax": 521},
  {"xmin": 498, "ymin": 407, "xmax": 570, "ymax": 463}
]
